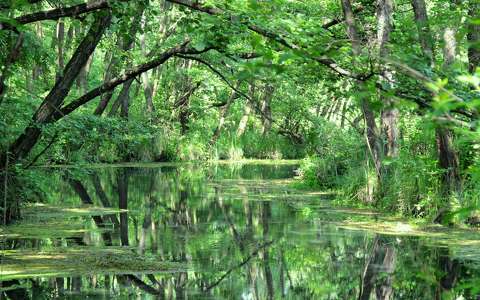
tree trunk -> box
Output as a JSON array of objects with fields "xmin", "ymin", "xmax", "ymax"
[
  {"xmin": 260, "ymin": 84, "xmax": 274, "ymax": 136},
  {"xmin": 77, "ymin": 53, "xmax": 94, "ymax": 95},
  {"xmin": 173, "ymin": 59, "xmax": 195, "ymax": 134},
  {"xmin": 210, "ymin": 89, "xmax": 238, "ymax": 145},
  {"xmin": 362, "ymin": 101, "xmax": 383, "ymax": 179},
  {"xmin": 411, "ymin": 0, "xmax": 435, "ymax": 64},
  {"xmin": 140, "ymin": 14, "xmax": 156, "ymax": 115},
  {"xmin": 437, "ymin": 25, "xmax": 460, "ymax": 195},
  {"xmin": 411, "ymin": 0, "xmax": 461, "ymax": 199},
  {"xmin": 55, "ymin": 19, "xmax": 65, "ymax": 81},
  {"xmin": 436, "ymin": 127, "xmax": 460, "ymax": 194},
  {"xmin": 108, "ymin": 79, "xmax": 135, "ymax": 117},
  {"xmin": 2, "ymin": 13, "xmax": 111, "ymax": 167},
  {"xmin": 377, "ymin": 0, "xmax": 399, "ymax": 159},
  {"xmin": 236, "ymin": 84, "xmax": 254, "ymax": 138},
  {"xmin": 341, "ymin": 0, "xmax": 383, "ymax": 183},
  {"xmin": 467, "ymin": 1, "xmax": 480, "ymax": 73},
  {"xmin": 94, "ymin": 7, "xmax": 143, "ymax": 116}
]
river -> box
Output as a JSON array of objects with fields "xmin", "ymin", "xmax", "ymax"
[{"xmin": 1, "ymin": 161, "xmax": 480, "ymax": 299}]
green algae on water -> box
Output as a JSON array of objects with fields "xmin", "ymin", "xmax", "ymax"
[{"xmin": 0, "ymin": 247, "xmax": 187, "ymax": 280}]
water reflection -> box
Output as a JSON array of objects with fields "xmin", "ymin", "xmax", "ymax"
[{"xmin": 1, "ymin": 163, "xmax": 480, "ymax": 299}]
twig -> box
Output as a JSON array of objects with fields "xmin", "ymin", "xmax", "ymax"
[{"xmin": 174, "ymin": 54, "xmax": 275, "ymax": 123}]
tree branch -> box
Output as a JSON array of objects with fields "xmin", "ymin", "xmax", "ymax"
[
  {"xmin": 175, "ymin": 54, "xmax": 275, "ymax": 123},
  {"xmin": 53, "ymin": 41, "xmax": 212, "ymax": 121},
  {"xmin": 166, "ymin": 0, "xmax": 365, "ymax": 80},
  {"xmin": 0, "ymin": 0, "xmax": 115, "ymax": 31}
]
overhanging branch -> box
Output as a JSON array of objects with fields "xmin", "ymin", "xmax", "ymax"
[
  {"xmin": 53, "ymin": 41, "xmax": 213, "ymax": 121},
  {"xmin": 1, "ymin": 0, "xmax": 116, "ymax": 31},
  {"xmin": 166, "ymin": 0, "xmax": 365, "ymax": 80}
]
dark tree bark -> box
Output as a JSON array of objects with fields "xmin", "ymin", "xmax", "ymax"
[
  {"xmin": 2, "ymin": 13, "xmax": 111, "ymax": 166},
  {"xmin": 13, "ymin": 0, "xmax": 111, "ymax": 25},
  {"xmin": 1, "ymin": 280, "xmax": 29, "ymax": 300},
  {"xmin": 57, "ymin": 41, "xmax": 199, "ymax": 119},
  {"xmin": 178, "ymin": 84, "xmax": 200, "ymax": 134},
  {"xmin": 171, "ymin": 59, "xmax": 196, "ymax": 133},
  {"xmin": 467, "ymin": 1, "xmax": 480, "ymax": 73},
  {"xmin": 108, "ymin": 79, "xmax": 135, "ymax": 117},
  {"xmin": 411, "ymin": 0, "xmax": 434, "ymax": 64},
  {"xmin": 0, "ymin": 14, "xmax": 111, "ymax": 223},
  {"xmin": 436, "ymin": 127, "xmax": 460, "ymax": 194},
  {"xmin": 1, "ymin": 40, "xmax": 197, "ymax": 173}
]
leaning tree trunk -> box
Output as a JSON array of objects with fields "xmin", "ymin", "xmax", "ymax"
[
  {"xmin": 2, "ymin": 13, "xmax": 111, "ymax": 166},
  {"xmin": 67, "ymin": 177, "xmax": 113, "ymax": 246},
  {"xmin": 108, "ymin": 79, "xmax": 136, "ymax": 117},
  {"xmin": 0, "ymin": 13, "xmax": 111, "ymax": 223},
  {"xmin": 94, "ymin": 9, "xmax": 143, "ymax": 116}
]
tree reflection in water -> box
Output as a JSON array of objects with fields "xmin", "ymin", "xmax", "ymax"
[{"xmin": 2, "ymin": 163, "xmax": 480, "ymax": 299}]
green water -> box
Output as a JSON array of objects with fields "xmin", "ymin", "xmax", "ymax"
[{"xmin": 1, "ymin": 161, "xmax": 480, "ymax": 299}]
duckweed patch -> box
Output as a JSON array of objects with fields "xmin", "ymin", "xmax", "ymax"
[
  {"xmin": 0, "ymin": 247, "xmax": 187, "ymax": 280},
  {"xmin": 0, "ymin": 204, "xmax": 123, "ymax": 239},
  {"xmin": 21, "ymin": 203, "xmax": 125, "ymax": 220}
]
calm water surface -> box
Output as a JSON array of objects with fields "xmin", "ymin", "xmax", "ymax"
[{"xmin": 1, "ymin": 162, "xmax": 480, "ymax": 299}]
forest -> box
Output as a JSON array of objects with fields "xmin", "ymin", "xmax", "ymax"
[{"xmin": 0, "ymin": 0, "xmax": 480, "ymax": 299}]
